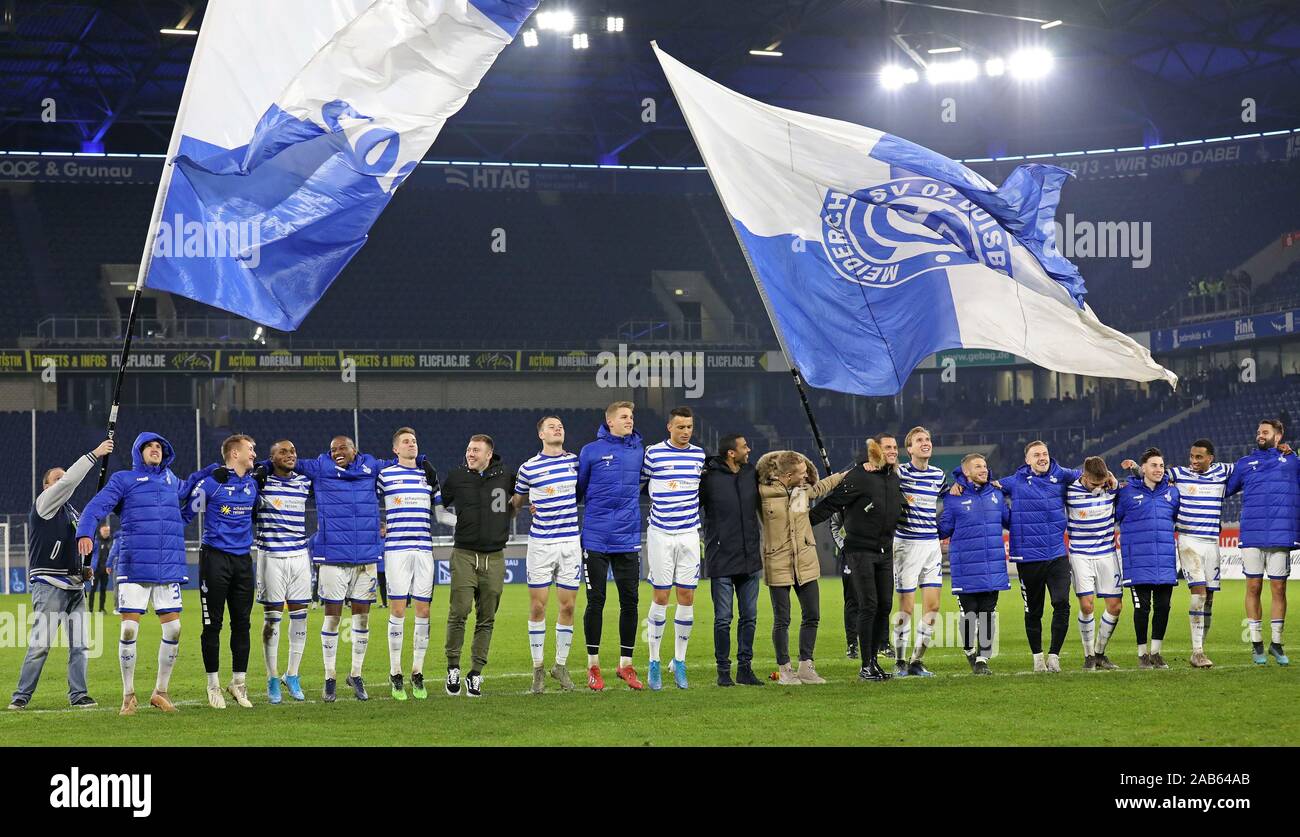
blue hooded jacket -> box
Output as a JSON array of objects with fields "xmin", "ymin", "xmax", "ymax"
[
  {"xmin": 997, "ymin": 460, "xmax": 1081, "ymax": 563},
  {"xmin": 577, "ymin": 425, "xmax": 645, "ymax": 553},
  {"xmin": 76, "ymin": 432, "xmax": 188, "ymax": 585},
  {"xmin": 938, "ymin": 468, "xmax": 1010, "ymax": 595},
  {"xmin": 1116, "ymin": 476, "xmax": 1180, "ymax": 586},
  {"xmin": 1225, "ymin": 447, "xmax": 1300, "ymax": 549}
]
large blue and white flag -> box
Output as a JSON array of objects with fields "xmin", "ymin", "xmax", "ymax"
[
  {"xmin": 142, "ymin": 0, "xmax": 537, "ymax": 330},
  {"xmin": 654, "ymin": 45, "xmax": 1177, "ymax": 395}
]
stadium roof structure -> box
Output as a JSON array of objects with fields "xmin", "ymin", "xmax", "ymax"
[{"xmin": 2, "ymin": 0, "xmax": 1299, "ymax": 164}]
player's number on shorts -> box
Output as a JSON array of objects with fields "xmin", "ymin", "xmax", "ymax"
[{"xmin": 170, "ymin": 583, "xmax": 181, "ymax": 602}]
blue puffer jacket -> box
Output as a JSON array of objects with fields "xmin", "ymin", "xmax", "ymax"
[
  {"xmin": 938, "ymin": 468, "xmax": 1010, "ymax": 594},
  {"xmin": 76, "ymin": 432, "xmax": 188, "ymax": 584},
  {"xmin": 998, "ymin": 460, "xmax": 1081, "ymax": 562},
  {"xmin": 577, "ymin": 425, "xmax": 644, "ymax": 553},
  {"xmin": 289, "ymin": 452, "xmax": 395, "ymax": 565},
  {"xmin": 1116, "ymin": 476, "xmax": 1179, "ymax": 586},
  {"xmin": 1225, "ymin": 448, "xmax": 1300, "ymax": 548}
]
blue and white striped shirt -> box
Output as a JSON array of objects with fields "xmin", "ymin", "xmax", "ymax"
[
  {"xmin": 515, "ymin": 451, "xmax": 580, "ymax": 542},
  {"xmin": 642, "ymin": 441, "xmax": 706, "ymax": 533},
  {"xmin": 897, "ymin": 462, "xmax": 947, "ymax": 540},
  {"xmin": 1066, "ymin": 479, "xmax": 1117, "ymax": 557},
  {"xmin": 1170, "ymin": 463, "xmax": 1233, "ymax": 540},
  {"xmin": 378, "ymin": 463, "xmax": 441, "ymax": 553},
  {"xmin": 254, "ymin": 473, "xmax": 312, "ymax": 554}
]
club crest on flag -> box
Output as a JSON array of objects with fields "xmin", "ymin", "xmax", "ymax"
[{"xmin": 821, "ymin": 178, "xmax": 1012, "ymax": 289}]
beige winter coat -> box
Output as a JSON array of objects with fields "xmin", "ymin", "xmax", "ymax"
[{"xmin": 756, "ymin": 451, "xmax": 845, "ymax": 587}]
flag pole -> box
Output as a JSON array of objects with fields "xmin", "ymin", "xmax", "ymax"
[
  {"xmin": 96, "ymin": 285, "xmax": 147, "ymax": 490},
  {"xmin": 95, "ymin": 25, "xmax": 212, "ymax": 490},
  {"xmin": 653, "ymin": 41, "xmax": 835, "ymax": 472}
]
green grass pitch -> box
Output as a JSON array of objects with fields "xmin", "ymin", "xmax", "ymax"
[{"xmin": 1, "ymin": 579, "xmax": 1295, "ymax": 746}]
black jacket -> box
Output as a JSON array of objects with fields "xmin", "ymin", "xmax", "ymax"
[
  {"xmin": 441, "ymin": 453, "xmax": 517, "ymax": 553},
  {"xmin": 808, "ymin": 464, "xmax": 905, "ymax": 554},
  {"xmin": 698, "ymin": 455, "xmax": 761, "ymax": 578}
]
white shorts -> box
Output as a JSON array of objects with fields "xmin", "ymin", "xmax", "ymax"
[
  {"xmin": 1069, "ymin": 551, "xmax": 1123, "ymax": 599},
  {"xmin": 116, "ymin": 581, "xmax": 184, "ymax": 615},
  {"xmin": 893, "ymin": 538, "xmax": 942, "ymax": 593},
  {"xmin": 1177, "ymin": 537, "xmax": 1221, "ymax": 591},
  {"xmin": 257, "ymin": 549, "xmax": 313, "ymax": 606},
  {"xmin": 385, "ymin": 549, "xmax": 434, "ymax": 602},
  {"xmin": 1241, "ymin": 547, "xmax": 1291, "ymax": 580},
  {"xmin": 526, "ymin": 539, "xmax": 582, "ymax": 590},
  {"xmin": 646, "ymin": 527, "xmax": 702, "ymax": 589},
  {"xmin": 317, "ymin": 562, "xmax": 378, "ymax": 605}
]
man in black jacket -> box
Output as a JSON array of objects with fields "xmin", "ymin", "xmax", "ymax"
[
  {"xmin": 440, "ymin": 434, "xmax": 517, "ymax": 698},
  {"xmin": 809, "ymin": 439, "xmax": 904, "ymax": 681},
  {"xmin": 699, "ymin": 434, "xmax": 764, "ymax": 687}
]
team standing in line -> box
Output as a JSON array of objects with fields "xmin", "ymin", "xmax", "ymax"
[{"xmin": 7, "ymin": 402, "xmax": 1297, "ymax": 712}]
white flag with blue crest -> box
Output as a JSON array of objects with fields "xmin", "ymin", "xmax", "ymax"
[
  {"xmin": 654, "ymin": 44, "xmax": 1176, "ymax": 396},
  {"xmin": 143, "ymin": 0, "xmax": 538, "ymax": 330}
]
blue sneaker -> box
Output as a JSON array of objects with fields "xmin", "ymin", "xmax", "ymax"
[
  {"xmin": 267, "ymin": 676, "xmax": 282, "ymax": 705},
  {"xmin": 1252, "ymin": 643, "xmax": 1268, "ymax": 665},
  {"xmin": 281, "ymin": 675, "xmax": 305, "ymax": 701},
  {"xmin": 894, "ymin": 660, "xmax": 911, "ymax": 678},
  {"xmin": 1269, "ymin": 643, "xmax": 1290, "ymax": 665},
  {"xmin": 647, "ymin": 660, "xmax": 662, "ymax": 691},
  {"xmin": 671, "ymin": 659, "xmax": 688, "ymax": 689},
  {"xmin": 323, "ymin": 678, "xmax": 337, "ymax": 703}
]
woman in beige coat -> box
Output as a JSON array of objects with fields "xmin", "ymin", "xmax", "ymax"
[{"xmin": 757, "ymin": 450, "xmax": 845, "ymax": 685}]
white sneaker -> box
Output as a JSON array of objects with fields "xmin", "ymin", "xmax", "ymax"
[
  {"xmin": 207, "ymin": 685, "xmax": 227, "ymax": 709},
  {"xmin": 226, "ymin": 680, "xmax": 253, "ymax": 708},
  {"xmin": 1045, "ymin": 654, "xmax": 1061, "ymax": 673},
  {"xmin": 1032, "ymin": 654, "xmax": 1047, "ymax": 672}
]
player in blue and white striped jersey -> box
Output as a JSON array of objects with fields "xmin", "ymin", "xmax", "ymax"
[
  {"xmin": 1065, "ymin": 457, "xmax": 1123, "ymax": 671},
  {"xmin": 641, "ymin": 406, "xmax": 707, "ymax": 690},
  {"xmin": 890, "ymin": 427, "xmax": 947, "ymax": 677},
  {"xmin": 378, "ymin": 427, "xmax": 454, "ymax": 701},
  {"xmin": 514, "ymin": 415, "xmax": 581, "ymax": 693},
  {"xmin": 1124, "ymin": 438, "xmax": 1230, "ymax": 668},
  {"xmin": 254, "ymin": 440, "xmax": 313, "ymax": 703}
]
